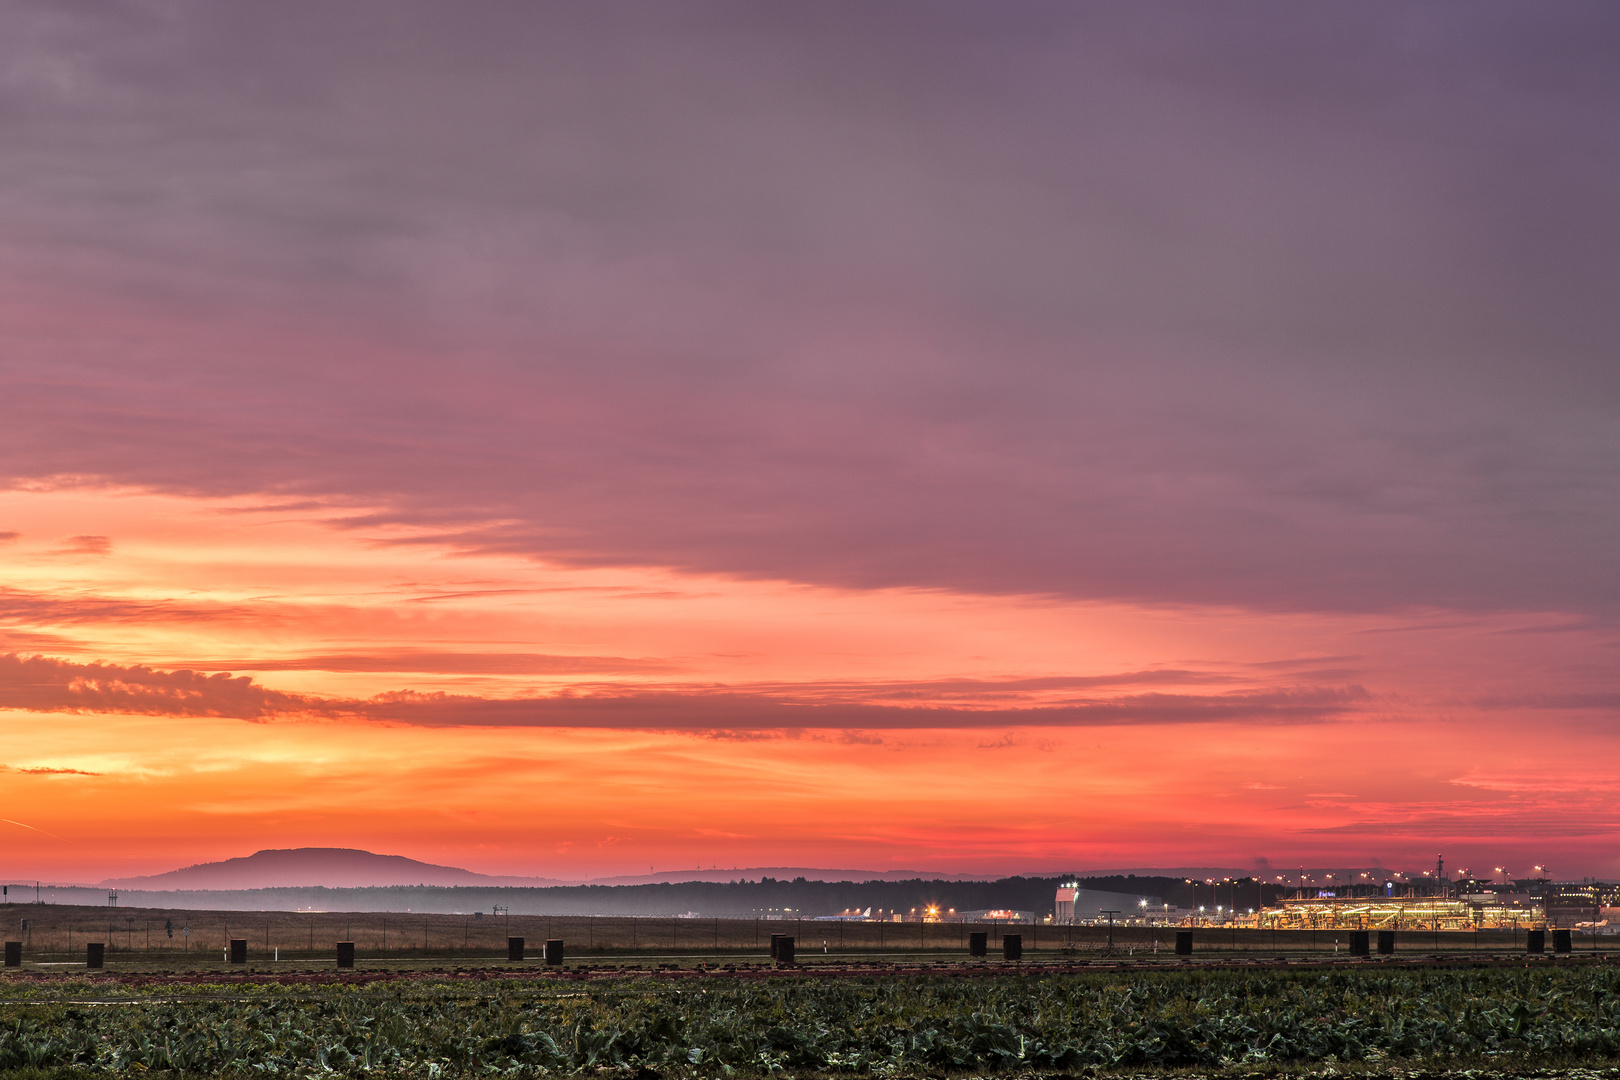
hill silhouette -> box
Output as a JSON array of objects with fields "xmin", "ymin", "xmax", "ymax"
[{"xmin": 101, "ymin": 847, "xmax": 564, "ymax": 890}]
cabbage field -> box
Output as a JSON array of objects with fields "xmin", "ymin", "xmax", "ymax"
[{"xmin": 2, "ymin": 963, "xmax": 1618, "ymax": 1076}]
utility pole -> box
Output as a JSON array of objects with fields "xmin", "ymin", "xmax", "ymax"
[
  {"xmin": 1230, "ymin": 879, "xmax": 1237, "ymax": 949},
  {"xmin": 1100, "ymin": 910, "xmax": 1120, "ymax": 952}
]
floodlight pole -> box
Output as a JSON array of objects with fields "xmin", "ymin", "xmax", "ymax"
[{"xmin": 1100, "ymin": 910, "xmax": 1120, "ymax": 952}]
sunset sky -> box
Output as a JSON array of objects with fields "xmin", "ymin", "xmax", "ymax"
[{"xmin": 3, "ymin": 2, "xmax": 1619, "ymax": 884}]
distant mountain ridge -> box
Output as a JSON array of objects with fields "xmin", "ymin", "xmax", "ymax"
[
  {"xmin": 589, "ymin": 867, "xmax": 994, "ymax": 886},
  {"xmin": 100, "ymin": 847, "xmax": 1261, "ymax": 892},
  {"xmin": 100, "ymin": 848, "xmax": 1001, "ymax": 890},
  {"xmin": 102, "ymin": 848, "xmax": 567, "ymax": 890},
  {"xmin": 46, "ymin": 868, "xmax": 1283, "ymax": 918}
]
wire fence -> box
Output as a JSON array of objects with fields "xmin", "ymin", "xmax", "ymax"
[{"xmin": 3, "ymin": 905, "xmax": 1611, "ymax": 963}]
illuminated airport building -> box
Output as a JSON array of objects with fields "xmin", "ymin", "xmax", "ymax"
[
  {"xmin": 1055, "ymin": 879, "xmax": 1615, "ymax": 931},
  {"xmin": 1054, "ymin": 882, "xmax": 1171, "ymax": 925}
]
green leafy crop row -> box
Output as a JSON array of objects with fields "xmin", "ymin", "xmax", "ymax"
[{"xmin": 2, "ymin": 965, "xmax": 1618, "ymax": 1076}]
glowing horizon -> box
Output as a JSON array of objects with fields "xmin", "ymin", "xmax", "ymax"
[
  {"xmin": 3, "ymin": 484, "xmax": 1614, "ymax": 883},
  {"xmin": 3, "ymin": 5, "xmax": 1618, "ymax": 883}
]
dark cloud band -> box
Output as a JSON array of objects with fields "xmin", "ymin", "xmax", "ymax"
[{"xmin": 0, "ymin": 653, "xmax": 1363, "ymax": 730}]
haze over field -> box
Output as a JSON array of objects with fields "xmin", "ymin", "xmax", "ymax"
[
  {"xmin": 13, "ymin": 845, "xmax": 1248, "ymax": 917},
  {"xmin": 2, "ymin": 3, "xmax": 1619, "ymax": 882}
]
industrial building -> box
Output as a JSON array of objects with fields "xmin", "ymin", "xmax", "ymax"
[
  {"xmin": 1054, "ymin": 882, "xmax": 1169, "ymax": 924},
  {"xmin": 1053, "ymin": 872, "xmax": 1616, "ymax": 931}
]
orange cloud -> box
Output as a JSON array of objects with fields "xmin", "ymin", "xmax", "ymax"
[{"xmin": 0, "ymin": 486, "xmax": 1617, "ymax": 882}]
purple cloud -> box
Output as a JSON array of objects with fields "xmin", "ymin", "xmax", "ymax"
[
  {"xmin": 1, "ymin": 3, "xmax": 1617, "ymax": 616},
  {"xmin": 0, "ymin": 586, "xmax": 256, "ymax": 626},
  {"xmin": 49, "ymin": 535, "xmax": 111, "ymax": 557},
  {"xmin": 0, "ymin": 653, "xmax": 323, "ymax": 720}
]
